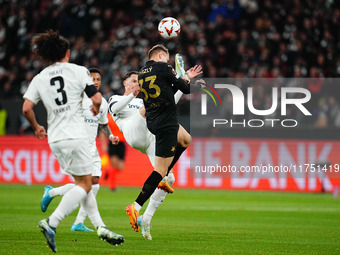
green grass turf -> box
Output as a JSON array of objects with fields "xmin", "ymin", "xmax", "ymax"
[{"xmin": 0, "ymin": 184, "xmax": 340, "ymax": 255}]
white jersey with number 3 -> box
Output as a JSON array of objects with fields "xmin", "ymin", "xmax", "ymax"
[{"xmin": 23, "ymin": 62, "xmax": 94, "ymax": 143}]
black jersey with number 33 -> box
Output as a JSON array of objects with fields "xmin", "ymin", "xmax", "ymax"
[{"xmin": 138, "ymin": 60, "xmax": 190, "ymax": 129}]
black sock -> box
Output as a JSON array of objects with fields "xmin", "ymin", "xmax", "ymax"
[
  {"xmin": 167, "ymin": 146, "xmax": 187, "ymax": 174},
  {"xmin": 135, "ymin": 171, "xmax": 163, "ymax": 207}
]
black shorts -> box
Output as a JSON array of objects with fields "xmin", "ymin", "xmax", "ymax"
[
  {"xmin": 108, "ymin": 141, "xmax": 126, "ymax": 160},
  {"xmin": 148, "ymin": 125, "xmax": 179, "ymax": 158}
]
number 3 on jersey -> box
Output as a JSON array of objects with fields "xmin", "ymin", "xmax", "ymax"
[
  {"xmin": 50, "ymin": 76, "xmax": 67, "ymax": 105},
  {"xmin": 139, "ymin": 75, "xmax": 161, "ymax": 101}
]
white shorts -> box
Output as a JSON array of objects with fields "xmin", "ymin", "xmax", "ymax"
[
  {"xmin": 89, "ymin": 142, "xmax": 102, "ymax": 178},
  {"xmin": 123, "ymin": 115, "xmax": 156, "ymax": 167},
  {"xmin": 123, "ymin": 114, "xmax": 153, "ymax": 148},
  {"xmin": 49, "ymin": 138, "xmax": 93, "ymax": 176}
]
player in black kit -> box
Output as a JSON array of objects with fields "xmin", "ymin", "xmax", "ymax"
[{"xmin": 125, "ymin": 44, "xmax": 202, "ymax": 232}]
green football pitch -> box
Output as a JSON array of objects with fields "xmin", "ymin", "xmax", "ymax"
[{"xmin": 1, "ymin": 184, "xmax": 340, "ymax": 255}]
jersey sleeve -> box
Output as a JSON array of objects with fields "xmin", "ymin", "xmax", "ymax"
[
  {"xmin": 23, "ymin": 76, "xmax": 41, "ymax": 104},
  {"xmin": 162, "ymin": 64, "xmax": 191, "ymax": 94},
  {"xmin": 108, "ymin": 93, "xmax": 135, "ymax": 115},
  {"xmin": 99, "ymin": 98, "xmax": 109, "ymax": 124},
  {"xmin": 80, "ymin": 67, "xmax": 95, "ymax": 90}
]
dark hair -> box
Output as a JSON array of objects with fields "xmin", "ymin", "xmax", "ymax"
[
  {"xmin": 89, "ymin": 67, "xmax": 101, "ymax": 75},
  {"xmin": 123, "ymin": 71, "xmax": 138, "ymax": 81},
  {"xmin": 148, "ymin": 44, "xmax": 169, "ymax": 59},
  {"xmin": 32, "ymin": 30, "xmax": 69, "ymax": 63}
]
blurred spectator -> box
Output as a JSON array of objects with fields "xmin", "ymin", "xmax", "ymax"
[{"xmin": 327, "ymin": 96, "xmax": 340, "ymax": 127}]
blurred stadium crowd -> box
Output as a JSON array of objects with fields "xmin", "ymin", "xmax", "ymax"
[{"xmin": 0, "ymin": 0, "xmax": 340, "ymax": 127}]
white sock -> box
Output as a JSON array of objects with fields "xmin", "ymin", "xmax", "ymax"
[
  {"xmin": 143, "ymin": 190, "xmax": 166, "ymax": 224},
  {"xmin": 49, "ymin": 185, "xmax": 86, "ymax": 228},
  {"xmin": 49, "ymin": 183, "xmax": 75, "ymax": 197},
  {"xmin": 74, "ymin": 184, "xmax": 100, "ymax": 225},
  {"xmin": 91, "ymin": 184, "xmax": 100, "ymax": 197},
  {"xmin": 143, "ymin": 173, "xmax": 175, "ymax": 224},
  {"xmin": 81, "ymin": 190, "xmax": 105, "ymax": 229},
  {"xmin": 134, "ymin": 202, "xmax": 142, "ymax": 212},
  {"xmin": 167, "ymin": 173, "xmax": 175, "ymax": 186}
]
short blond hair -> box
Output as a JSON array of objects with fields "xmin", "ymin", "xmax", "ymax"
[{"xmin": 148, "ymin": 44, "xmax": 169, "ymax": 59}]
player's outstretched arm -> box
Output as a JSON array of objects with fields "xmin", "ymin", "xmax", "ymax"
[
  {"xmin": 186, "ymin": 65, "xmax": 203, "ymax": 79},
  {"xmin": 108, "ymin": 94, "xmax": 135, "ymax": 115},
  {"xmin": 168, "ymin": 64, "xmax": 203, "ymax": 94}
]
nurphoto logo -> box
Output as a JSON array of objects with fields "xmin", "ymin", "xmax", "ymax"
[{"xmin": 200, "ymin": 83, "xmax": 312, "ymax": 128}]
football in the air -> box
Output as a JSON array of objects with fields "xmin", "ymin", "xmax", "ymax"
[{"xmin": 158, "ymin": 17, "xmax": 181, "ymax": 39}]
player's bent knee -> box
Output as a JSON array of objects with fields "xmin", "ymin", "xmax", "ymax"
[
  {"xmin": 74, "ymin": 175, "xmax": 92, "ymax": 193},
  {"xmin": 80, "ymin": 184, "xmax": 92, "ymax": 193},
  {"xmin": 183, "ymin": 134, "xmax": 191, "ymax": 148},
  {"xmin": 178, "ymin": 134, "xmax": 191, "ymax": 148},
  {"xmin": 178, "ymin": 125, "xmax": 191, "ymax": 148}
]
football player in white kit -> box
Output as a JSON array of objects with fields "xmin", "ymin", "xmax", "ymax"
[
  {"xmin": 108, "ymin": 71, "xmax": 187, "ymax": 240},
  {"xmin": 22, "ymin": 30, "xmax": 124, "ymax": 252},
  {"xmin": 39, "ymin": 67, "xmax": 120, "ymax": 232}
]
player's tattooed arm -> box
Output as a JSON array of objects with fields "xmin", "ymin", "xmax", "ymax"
[
  {"xmin": 99, "ymin": 124, "xmax": 119, "ymax": 145},
  {"xmin": 99, "ymin": 124, "xmax": 112, "ymax": 138}
]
